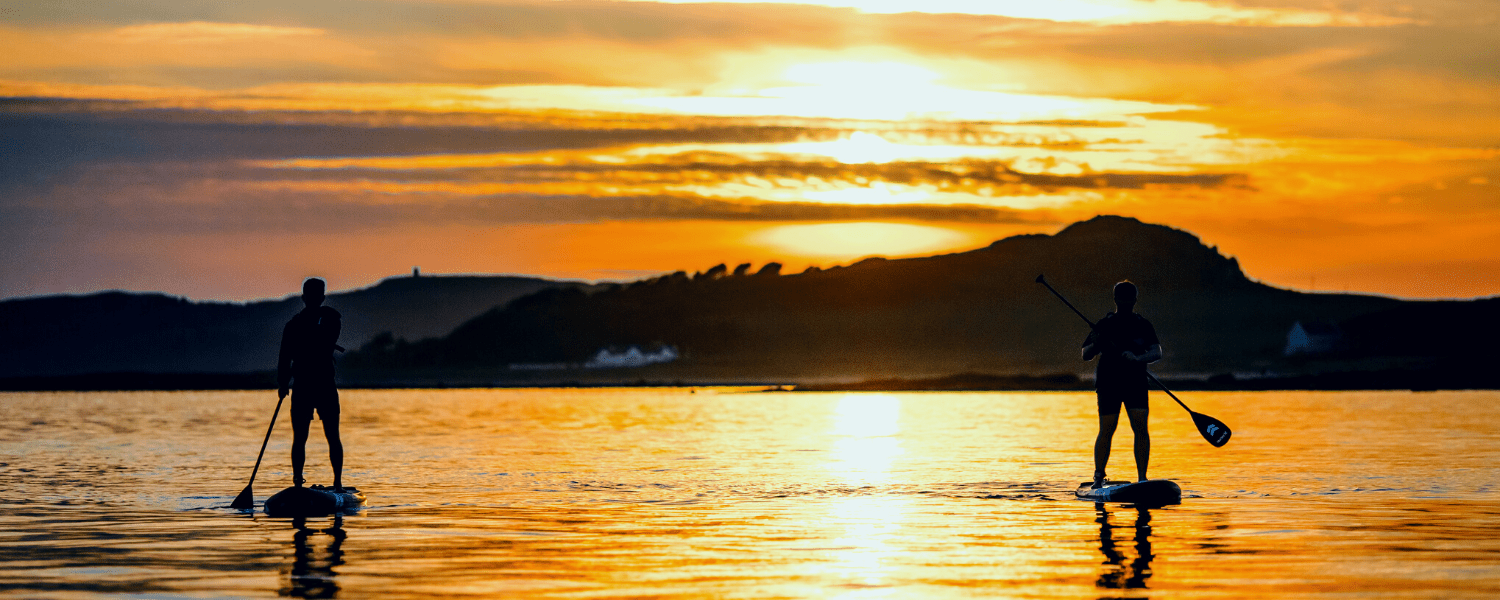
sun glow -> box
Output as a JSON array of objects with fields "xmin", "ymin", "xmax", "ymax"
[
  {"xmin": 683, "ymin": 181, "xmax": 1093, "ymax": 210},
  {"xmin": 752, "ymin": 222, "xmax": 974, "ymax": 260},
  {"xmin": 627, "ymin": 60, "xmax": 1194, "ymax": 122},
  {"xmin": 802, "ymin": 182, "xmax": 932, "ymax": 205},
  {"xmin": 1, "ymin": 72, "xmax": 1196, "ymax": 129},
  {"xmin": 783, "ymin": 61, "xmax": 939, "ymax": 88},
  {"xmin": 807, "ymin": 132, "xmax": 908, "ymax": 164}
]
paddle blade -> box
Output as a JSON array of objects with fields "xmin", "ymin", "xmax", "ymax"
[
  {"xmin": 229, "ymin": 484, "xmax": 255, "ymax": 510},
  {"xmin": 1190, "ymin": 411, "xmax": 1232, "ymax": 447}
]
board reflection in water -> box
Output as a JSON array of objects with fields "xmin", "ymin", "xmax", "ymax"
[{"xmin": 281, "ymin": 515, "xmax": 346, "ymax": 599}]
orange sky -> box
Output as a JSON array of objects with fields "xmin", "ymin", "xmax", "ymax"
[{"xmin": 2, "ymin": 0, "xmax": 1498, "ymax": 300}]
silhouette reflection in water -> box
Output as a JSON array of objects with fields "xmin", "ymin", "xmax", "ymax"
[
  {"xmin": 1095, "ymin": 504, "xmax": 1154, "ymax": 590},
  {"xmin": 281, "ymin": 515, "xmax": 346, "ymax": 599}
]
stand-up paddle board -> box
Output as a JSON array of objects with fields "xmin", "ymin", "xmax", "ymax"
[
  {"xmin": 1076, "ymin": 479, "xmax": 1181, "ymax": 505},
  {"xmin": 264, "ymin": 485, "xmax": 366, "ymax": 517}
]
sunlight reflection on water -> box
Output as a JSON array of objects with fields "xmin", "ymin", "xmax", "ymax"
[
  {"xmin": 2, "ymin": 389, "xmax": 1499, "ymax": 598},
  {"xmin": 825, "ymin": 394, "xmax": 907, "ymax": 594}
]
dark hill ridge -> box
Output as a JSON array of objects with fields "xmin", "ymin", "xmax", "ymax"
[
  {"xmin": 344, "ymin": 216, "xmax": 1413, "ymax": 383},
  {"xmin": 0, "ymin": 275, "xmax": 579, "ymax": 378},
  {"xmin": 6, "ymin": 216, "xmax": 1493, "ymax": 388}
]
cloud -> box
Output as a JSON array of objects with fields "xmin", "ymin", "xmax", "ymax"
[
  {"xmin": 0, "ymin": 2, "xmax": 864, "ymax": 88},
  {"xmin": 247, "ymin": 150, "xmax": 1247, "ymax": 198},
  {"xmin": 0, "ymin": 100, "xmax": 833, "ymax": 187},
  {"xmin": 3, "ymin": 104, "xmax": 1253, "ymax": 242},
  {"xmin": 8, "ymin": 156, "xmax": 1046, "ymax": 230},
  {"xmin": 610, "ymin": 0, "xmax": 1413, "ymax": 26},
  {"xmin": 0, "ymin": 23, "xmax": 378, "ymax": 87},
  {"xmin": 3, "ymin": 0, "xmax": 1499, "ymax": 299},
  {"xmin": 0, "ymin": 3, "xmax": 1493, "ymax": 145},
  {"xmin": 109, "ymin": 21, "xmax": 325, "ymax": 44}
]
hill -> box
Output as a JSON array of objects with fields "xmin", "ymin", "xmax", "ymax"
[
  {"xmin": 6, "ymin": 216, "xmax": 1493, "ymax": 389},
  {"xmin": 0, "ymin": 274, "xmax": 580, "ymax": 378},
  {"xmin": 345, "ymin": 216, "xmax": 1452, "ymax": 385}
]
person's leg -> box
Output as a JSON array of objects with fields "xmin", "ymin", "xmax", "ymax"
[
  {"xmin": 291, "ymin": 415, "xmax": 310, "ymax": 486},
  {"xmin": 1125, "ymin": 407, "xmax": 1150, "ymax": 481},
  {"xmin": 320, "ymin": 411, "xmax": 343, "ymax": 490},
  {"xmin": 1095, "ymin": 410, "xmax": 1120, "ymax": 485}
]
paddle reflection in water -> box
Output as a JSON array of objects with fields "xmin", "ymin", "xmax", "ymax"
[
  {"xmin": 281, "ymin": 515, "xmax": 346, "ymax": 599},
  {"xmin": 1095, "ymin": 504, "xmax": 1154, "ymax": 590}
]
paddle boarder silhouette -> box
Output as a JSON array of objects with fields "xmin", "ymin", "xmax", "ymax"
[
  {"xmin": 278, "ymin": 277, "xmax": 345, "ymax": 491},
  {"xmin": 1081, "ymin": 281, "xmax": 1161, "ymax": 487}
]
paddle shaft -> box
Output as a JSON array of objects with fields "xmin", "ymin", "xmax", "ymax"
[
  {"xmin": 245, "ymin": 394, "xmax": 285, "ymax": 490},
  {"xmin": 1034, "ymin": 275, "xmax": 1194, "ymax": 414}
]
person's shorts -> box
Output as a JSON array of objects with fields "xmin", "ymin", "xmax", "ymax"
[
  {"xmin": 1097, "ymin": 388, "xmax": 1148, "ymax": 416},
  {"xmin": 291, "ymin": 387, "xmax": 340, "ymax": 422}
]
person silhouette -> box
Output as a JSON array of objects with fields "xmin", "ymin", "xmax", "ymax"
[
  {"xmin": 277, "ymin": 277, "xmax": 344, "ymax": 491},
  {"xmin": 1081, "ymin": 281, "xmax": 1161, "ymax": 487}
]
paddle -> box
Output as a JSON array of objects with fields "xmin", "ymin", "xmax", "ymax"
[
  {"xmin": 229, "ymin": 392, "xmax": 286, "ymax": 510},
  {"xmin": 1035, "ymin": 274, "xmax": 1232, "ymax": 447}
]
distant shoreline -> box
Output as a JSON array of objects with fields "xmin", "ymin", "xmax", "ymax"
[{"xmin": 1, "ymin": 369, "xmax": 1494, "ymax": 392}]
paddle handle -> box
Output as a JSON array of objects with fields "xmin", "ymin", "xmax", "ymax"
[{"xmin": 1035, "ymin": 275, "xmax": 1097, "ymax": 329}]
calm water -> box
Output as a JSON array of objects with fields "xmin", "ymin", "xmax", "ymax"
[{"xmin": 2, "ymin": 388, "xmax": 1499, "ymax": 598}]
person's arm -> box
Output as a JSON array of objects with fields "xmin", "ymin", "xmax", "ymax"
[
  {"xmin": 322, "ymin": 307, "xmax": 342, "ymax": 351},
  {"xmin": 1123, "ymin": 319, "xmax": 1162, "ymax": 364},
  {"xmin": 1122, "ymin": 344, "xmax": 1162, "ymax": 364},
  {"xmin": 276, "ymin": 321, "xmax": 293, "ymax": 399}
]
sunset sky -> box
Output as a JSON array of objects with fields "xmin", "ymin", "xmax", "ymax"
[{"xmin": 2, "ymin": 0, "xmax": 1498, "ymax": 301}]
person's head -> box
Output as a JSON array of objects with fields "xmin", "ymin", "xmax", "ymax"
[
  {"xmin": 302, "ymin": 277, "xmax": 326, "ymax": 308},
  {"xmin": 1113, "ymin": 280, "xmax": 1138, "ymax": 311}
]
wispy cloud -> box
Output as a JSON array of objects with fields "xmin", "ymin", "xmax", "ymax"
[
  {"xmin": 611, "ymin": 0, "xmax": 1415, "ymax": 25},
  {"xmin": 109, "ymin": 22, "xmax": 325, "ymax": 44}
]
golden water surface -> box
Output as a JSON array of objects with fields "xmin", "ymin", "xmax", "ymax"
[{"xmin": 2, "ymin": 389, "xmax": 1498, "ymax": 598}]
